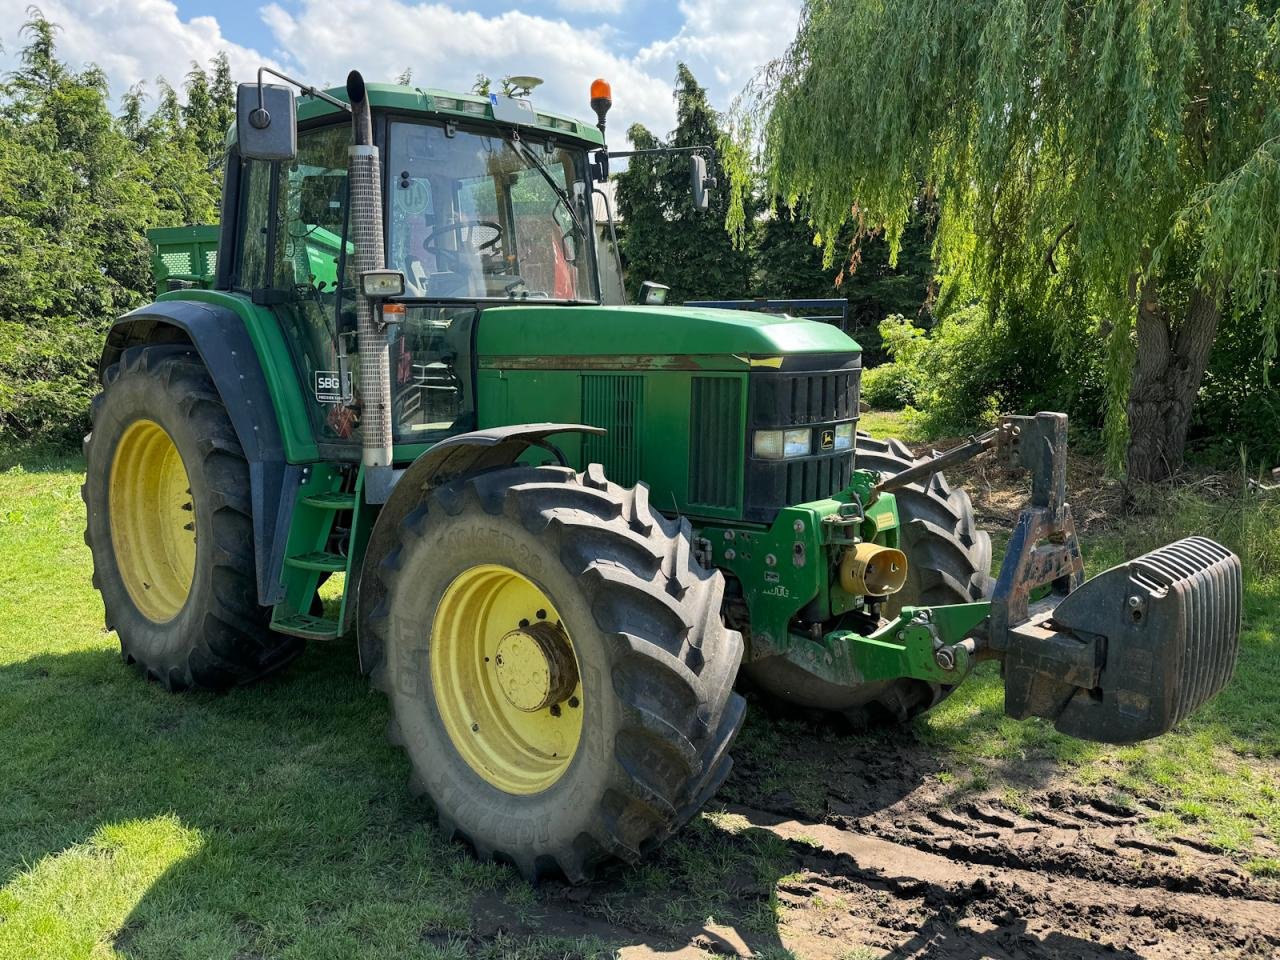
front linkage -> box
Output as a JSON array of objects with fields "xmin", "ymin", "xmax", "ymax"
[{"xmin": 737, "ymin": 413, "xmax": 1242, "ymax": 745}]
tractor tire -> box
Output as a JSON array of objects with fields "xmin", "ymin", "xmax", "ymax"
[
  {"xmin": 82, "ymin": 346, "xmax": 304, "ymax": 691},
  {"xmin": 369, "ymin": 462, "xmax": 745, "ymax": 882},
  {"xmin": 742, "ymin": 432, "xmax": 993, "ymax": 725}
]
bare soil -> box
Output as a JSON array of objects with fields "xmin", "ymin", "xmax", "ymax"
[{"xmin": 440, "ymin": 727, "xmax": 1280, "ymax": 958}]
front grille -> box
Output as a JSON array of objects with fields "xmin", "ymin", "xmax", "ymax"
[
  {"xmin": 689, "ymin": 376, "xmax": 743, "ymax": 510},
  {"xmin": 785, "ymin": 455, "xmax": 854, "ymax": 506},
  {"xmin": 753, "ymin": 368, "xmax": 861, "ymax": 425},
  {"xmin": 742, "ymin": 354, "xmax": 862, "ymax": 523}
]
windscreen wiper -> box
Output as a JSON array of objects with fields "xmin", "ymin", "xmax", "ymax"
[{"xmin": 506, "ymin": 135, "xmax": 588, "ymax": 246}]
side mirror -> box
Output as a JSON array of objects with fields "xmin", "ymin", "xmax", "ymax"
[
  {"xmin": 690, "ymin": 155, "xmax": 715, "ymax": 212},
  {"xmin": 236, "ymin": 82, "xmax": 297, "ymax": 161}
]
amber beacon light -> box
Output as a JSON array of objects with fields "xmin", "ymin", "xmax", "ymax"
[{"xmin": 590, "ymin": 78, "xmax": 612, "ymax": 134}]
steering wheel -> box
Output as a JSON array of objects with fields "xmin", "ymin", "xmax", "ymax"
[{"xmin": 423, "ymin": 220, "xmax": 502, "ymax": 272}]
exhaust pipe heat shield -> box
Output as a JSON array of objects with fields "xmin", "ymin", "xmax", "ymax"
[{"xmin": 1004, "ymin": 536, "xmax": 1241, "ymax": 744}]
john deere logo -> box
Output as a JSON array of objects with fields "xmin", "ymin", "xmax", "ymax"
[{"xmin": 820, "ymin": 429, "xmax": 835, "ymax": 450}]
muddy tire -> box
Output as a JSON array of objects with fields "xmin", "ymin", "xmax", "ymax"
[
  {"xmin": 369, "ymin": 463, "xmax": 745, "ymax": 882},
  {"xmin": 82, "ymin": 346, "xmax": 303, "ymax": 691}
]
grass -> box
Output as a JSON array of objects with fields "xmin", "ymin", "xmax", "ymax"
[
  {"xmin": 1, "ymin": 440, "xmax": 1278, "ymax": 958},
  {"xmin": 0, "ymin": 452, "xmax": 613, "ymax": 959}
]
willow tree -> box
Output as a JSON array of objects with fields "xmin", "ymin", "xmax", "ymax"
[{"xmin": 727, "ymin": 1, "xmax": 1280, "ymax": 480}]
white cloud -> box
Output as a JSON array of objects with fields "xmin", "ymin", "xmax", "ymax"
[
  {"xmin": 0, "ymin": 0, "xmax": 276, "ymax": 103},
  {"xmin": 260, "ymin": 0, "xmax": 673, "ymax": 139},
  {"xmin": 0, "ymin": 0, "xmax": 800, "ymax": 143},
  {"xmin": 553, "ymin": 0, "xmax": 624, "ymax": 14},
  {"xmin": 636, "ymin": 0, "xmax": 801, "ymax": 91}
]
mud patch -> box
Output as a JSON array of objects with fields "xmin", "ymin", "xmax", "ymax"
[{"xmin": 449, "ymin": 724, "xmax": 1278, "ymax": 958}]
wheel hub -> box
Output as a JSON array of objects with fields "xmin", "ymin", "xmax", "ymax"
[
  {"xmin": 494, "ymin": 621, "xmax": 578, "ymax": 712},
  {"xmin": 108, "ymin": 418, "xmax": 196, "ymax": 623},
  {"xmin": 430, "ymin": 563, "xmax": 584, "ymax": 795}
]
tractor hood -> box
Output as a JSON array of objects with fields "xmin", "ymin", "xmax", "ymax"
[{"xmin": 476, "ymin": 304, "xmax": 860, "ymax": 372}]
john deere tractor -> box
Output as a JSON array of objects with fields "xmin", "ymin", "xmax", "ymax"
[{"xmin": 84, "ymin": 69, "xmax": 1242, "ymax": 882}]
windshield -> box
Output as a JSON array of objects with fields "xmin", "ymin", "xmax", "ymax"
[{"xmin": 388, "ymin": 120, "xmax": 597, "ymax": 301}]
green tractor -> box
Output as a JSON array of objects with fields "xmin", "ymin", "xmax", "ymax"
[{"xmin": 84, "ymin": 69, "xmax": 1242, "ymax": 882}]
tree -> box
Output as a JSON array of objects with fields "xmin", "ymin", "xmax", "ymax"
[
  {"xmin": 0, "ymin": 10, "xmax": 232, "ymax": 443},
  {"xmin": 752, "ymin": 202, "xmax": 935, "ymax": 362},
  {"xmin": 727, "ymin": 1, "xmax": 1280, "ymax": 480},
  {"xmin": 615, "ymin": 64, "xmax": 753, "ymax": 302}
]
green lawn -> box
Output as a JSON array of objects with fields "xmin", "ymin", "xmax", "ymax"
[{"xmin": 1, "ymin": 446, "xmax": 1277, "ymax": 958}]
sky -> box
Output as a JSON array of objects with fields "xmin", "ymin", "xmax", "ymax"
[{"xmin": 0, "ymin": 0, "xmax": 802, "ymax": 143}]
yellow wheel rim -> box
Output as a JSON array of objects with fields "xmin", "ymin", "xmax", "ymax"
[
  {"xmin": 108, "ymin": 419, "xmax": 196, "ymax": 623},
  {"xmin": 431, "ymin": 564, "xmax": 583, "ymax": 795}
]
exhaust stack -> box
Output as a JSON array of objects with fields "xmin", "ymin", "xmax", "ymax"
[{"xmin": 346, "ymin": 70, "xmax": 394, "ymax": 499}]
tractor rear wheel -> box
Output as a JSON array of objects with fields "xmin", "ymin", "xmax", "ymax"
[
  {"xmin": 742, "ymin": 432, "xmax": 993, "ymax": 725},
  {"xmin": 82, "ymin": 346, "xmax": 304, "ymax": 691},
  {"xmin": 369, "ymin": 463, "xmax": 745, "ymax": 882}
]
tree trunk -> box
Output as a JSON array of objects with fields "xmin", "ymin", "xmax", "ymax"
[{"xmin": 1125, "ymin": 283, "xmax": 1221, "ymax": 482}]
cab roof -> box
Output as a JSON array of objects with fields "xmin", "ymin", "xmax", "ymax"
[{"xmin": 295, "ymin": 81, "xmax": 605, "ymax": 146}]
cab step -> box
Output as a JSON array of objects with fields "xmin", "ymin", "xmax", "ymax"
[
  {"xmin": 284, "ymin": 550, "xmax": 347, "ymax": 572},
  {"xmin": 273, "ymin": 611, "xmax": 342, "ymax": 640},
  {"xmin": 302, "ymin": 491, "xmax": 358, "ymax": 510}
]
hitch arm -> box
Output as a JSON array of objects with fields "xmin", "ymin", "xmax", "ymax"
[{"xmin": 872, "ymin": 426, "xmax": 1008, "ymax": 495}]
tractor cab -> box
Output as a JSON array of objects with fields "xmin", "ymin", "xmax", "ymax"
[{"xmin": 211, "ymin": 80, "xmax": 613, "ymax": 458}]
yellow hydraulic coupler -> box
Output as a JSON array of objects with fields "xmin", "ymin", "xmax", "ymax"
[{"xmin": 839, "ymin": 542, "xmax": 908, "ymax": 596}]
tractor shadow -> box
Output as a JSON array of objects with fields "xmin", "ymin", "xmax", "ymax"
[{"xmin": 0, "ymin": 638, "xmax": 1123, "ymax": 958}]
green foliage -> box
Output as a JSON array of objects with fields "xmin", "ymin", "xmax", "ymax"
[
  {"xmin": 614, "ymin": 65, "xmax": 754, "ymax": 302},
  {"xmin": 866, "ymin": 305, "xmax": 1106, "ymax": 440},
  {"xmin": 0, "ymin": 13, "xmax": 231, "ymax": 444},
  {"xmin": 1191, "ymin": 305, "xmax": 1280, "ymax": 471},
  {"xmin": 751, "ymin": 203, "xmax": 935, "ymax": 362},
  {"xmin": 729, "ymin": 0, "xmax": 1280, "ymax": 477},
  {"xmin": 860, "ymin": 362, "xmax": 913, "ymax": 411}
]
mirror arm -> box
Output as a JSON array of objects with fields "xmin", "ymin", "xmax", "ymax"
[
  {"xmin": 256, "ymin": 66, "xmax": 353, "ymax": 114},
  {"xmin": 605, "ymin": 145, "xmax": 716, "ymax": 161}
]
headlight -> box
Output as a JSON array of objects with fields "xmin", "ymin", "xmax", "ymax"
[
  {"xmin": 834, "ymin": 422, "xmax": 853, "ymax": 451},
  {"xmin": 753, "ymin": 427, "xmax": 811, "ymax": 460}
]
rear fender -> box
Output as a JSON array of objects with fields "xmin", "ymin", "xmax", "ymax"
[
  {"xmin": 101, "ymin": 301, "xmax": 297, "ymax": 607},
  {"xmin": 356, "ymin": 423, "xmax": 604, "ymax": 674}
]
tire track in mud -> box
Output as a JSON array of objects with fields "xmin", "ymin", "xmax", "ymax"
[
  {"xmin": 729, "ymin": 793, "xmax": 1280, "ymax": 959},
  {"xmin": 722, "ymin": 728, "xmax": 1280, "ymax": 957}
]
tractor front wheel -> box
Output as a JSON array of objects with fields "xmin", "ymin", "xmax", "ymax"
[
  {"xmin": 370, "ymin": 463, "xmax": 745, "ymax": 881},
  {"xmin": 83, "ymin": 346, "xmax": 303, "ymax": 691}
]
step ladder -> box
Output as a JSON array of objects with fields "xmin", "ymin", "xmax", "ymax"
[{"xmin": 270, "ymin": 468, "xmax": 368, "ymax": 640}]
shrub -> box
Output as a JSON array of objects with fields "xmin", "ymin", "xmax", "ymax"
[
  {"xmin": 861, "ymin": 362, "xmax": 915, "ymax": 410},
  {"xmin": 868, "ymin": 305, "xmax": 1107, "ymax": 440}
]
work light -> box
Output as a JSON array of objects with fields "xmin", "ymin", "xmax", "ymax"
[{"xmin": 753, "ymin": 428, "xmax": 811, "ymax": 460}]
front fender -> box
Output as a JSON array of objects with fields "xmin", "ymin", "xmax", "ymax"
[
  {"xmin": 101, "ymin": 301, "xmax": 297, "ymax": 607},
  {"xmin": 355, "ymin": 423, "xmax": 605, "ymax": 674}
]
